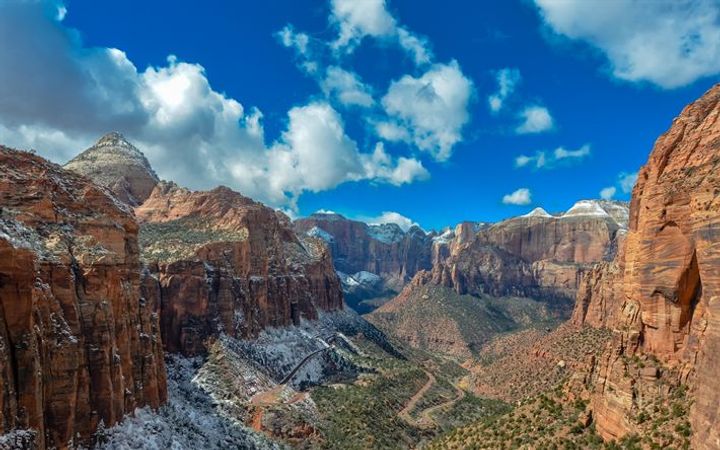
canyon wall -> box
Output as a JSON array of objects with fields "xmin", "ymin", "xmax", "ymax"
[
  {"xmin": 573, "ymin": 84, "xmax": 720, "ymax": 448},
  {"xmin": 425, "ymin": 201, "xmax": 626, "ymax": 301},
  {"xmin": 137, "ymin": 182, "xmax": 344, "ymax": 356},
  {"xmin": 0, "ymin": 147, "xmax": 166, "ymax": 449}
]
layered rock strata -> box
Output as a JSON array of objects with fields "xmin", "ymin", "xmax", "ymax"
[
  {"xmin": 0, "ymin": 147, "xmax": 166, "ymax": 449},
  {"xmin": 573, "ymin": 84, "xmax": 720, "ymax": 448},
  {"xmin": 136, "ymin": 182, "xmax": 344, "ymax": 356}
]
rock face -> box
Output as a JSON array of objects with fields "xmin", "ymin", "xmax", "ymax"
[
  {"xmin": 573, "ymin": 84, "xmax": 720, "ymax": 448},
  {"xmin": 0, "ymin": 147, "xmax": 167, "ymax": 449},
  {"xmin": 137, "ymin": 182, "xmax": 344, "ymax": 356},
  {"xmin": 426, "ymin": 200, "xmax": 627, "ymax": 301},
  {"xmin": 64, "ymin": 132, "xmax": 159, "ymax": 206},
  {"xmin": 294, "ymin": 213, "xmax": 434, "ymax": 290}
]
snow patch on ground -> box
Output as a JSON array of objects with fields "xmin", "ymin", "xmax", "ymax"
[{"xmin": 93, "ymin": 356, "xmax": 281, "ymax": 450}]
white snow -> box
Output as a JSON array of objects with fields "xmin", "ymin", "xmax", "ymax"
[
  {"xmin": 306, "ymin": 226, "xmax": 335, "ymax": 243},
  {"xmin": 562, "ymin": 200, "xmax": 611, "ymax": 219},
  {"xmin": 432, "ymin": 228, "xmax": 455, "ymax": 245},
  {"xmin": 521, "ymin": 207, "xmax": 553, "ymax": 218},
  {"xmin": 367, "ymin": 223, "xmax": 405, "ymax": 244}
]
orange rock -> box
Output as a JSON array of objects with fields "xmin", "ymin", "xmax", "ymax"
[
  {"xmin": 577, "ymin": 84, "xmax": 720, "ymax": 448},
  {"xmin": 137, "ymin": 182, "xmax": 344, "ymax": 355},
  {"xmin": 0, "ymin": 147, "xmax": 166, "ymax": 449}
]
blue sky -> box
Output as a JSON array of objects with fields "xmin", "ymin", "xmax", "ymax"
[{"xmin": 1, "ymin": 0, "xmax": 719, "ymax": 230}]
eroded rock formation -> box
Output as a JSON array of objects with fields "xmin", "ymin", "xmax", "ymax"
[
  {"xmin": 137, "ymin": 182, "xmax": 344, "ymax": 356},
  {"xmin": 64, "ymin": 132, "xmax": 159, "ymax": 206},
  {"xmin": 0, "ymin": 147, "xmax": 166, "ymax": 449},
  {"xmin": 573, "ymin": 84, "xmax": 720, "ymax": 448},
  {"xmin": 426, "ymin": 201, "xmax": 627, "ymax": 301}
]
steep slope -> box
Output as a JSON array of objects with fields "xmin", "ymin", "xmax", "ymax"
[
  {"xmin": 368, "ymin": 201, "xmax": 627, "ymax": 358},
  {"xmin": 136, "ymin": 182, "xmax": 344, "ymax": 355},
  {"xmin": 427, "ymin": 200, "xmax": 627, "ymax": 302},
  {"xmin": 295, "ymin": 212, "xmax": 434, "ymax": 287},
  {"xmin": 367, "ymin": 282, "xmax": 566, "ymax": 358},
  {"xmin": 572, "ymin": 83, "xmax": 720, "ymax": 448},
  {"xmin": 64, "ymin": 132, "xmax": 159, "ymax": 206},
  {"xmin": 0, "ymin": 147, "xmax": 166, "ymax": 449}
]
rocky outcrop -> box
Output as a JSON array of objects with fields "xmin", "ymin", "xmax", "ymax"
[
  {"xmin": 0, "ymin": 147, "xmax": 166, "ymax": 449},
  {"xmin": 294, "ymin": 213, "xmax": 434, "ymax": 290},
  {"xmin": 425, "ymin": 200, "xmax": 627, "ymax": 301},
  {"xmin": 573, "ymin": 84, "xmax": 720, "ymax": 448},
  {"xmin": 64, "ymin": 132, "xmax": 159, "ymax": 206},
  {"xmin": 137, "ymin": 182, "xmax": 344, "ymax": 356},
  {"xmin": 571, "ymin": 231, "xmax": 627, "ymax": 328}
]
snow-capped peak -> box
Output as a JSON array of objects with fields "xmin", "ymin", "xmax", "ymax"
[
  {"xmin": 562, "ymin": 200, "xmax": 610, "ymax": 219},
  {"xmin": 522, "ymin": 207, "xmax": 553, "ymax": 218}
]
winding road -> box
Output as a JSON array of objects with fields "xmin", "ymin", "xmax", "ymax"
[{"xmin": 399, "ymin": 369, "xmax": 466, "ymax": 429}]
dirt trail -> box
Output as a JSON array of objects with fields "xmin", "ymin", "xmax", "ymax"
[
  {"xmin": 399, "ymin": 370, "xmax": 466, "ymax": 429},
  {"xmin": 419, "ymin": 380, "xmax": 465, "ymax": 423},
  {"xmin": 399, "ymin": 370, "xmax": 436, "ymax": 423}
]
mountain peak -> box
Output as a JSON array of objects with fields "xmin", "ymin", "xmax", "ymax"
[
  {"xmin": 521, "ymin": 207, "xmax": 553, "ymax": 218},
  {"xmin": 64, "ymin": 132, "xmax": 159, "ymax": 206}
]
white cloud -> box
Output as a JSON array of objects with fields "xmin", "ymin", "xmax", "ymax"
[
  {"xmin": 378, "ymin": 61, "xmax": 474, "ymax": 161},
  {"xmin": 599, "ymin": 186, "xmax": 616, "ymax": 200},
  {"xmin": 502, "ymin": 188, "xmax": 532, "ymax": 205},
  {"xmin": 533, "ymin": 0, "xmax": 720, "ymax": 88},
  {"xmin": 554, "ymin": 144, "xmax": 590, "ymax": 160},
  {"xmin": 515, "ymin": 144, "xmax": 589, "ymax": 169},
  {"xmin": 599, "ymin": 170, "xmax": 638, "ymax": 200},
  {"xmin": 0, "ymin": 2, "xmax": 428, "ymax": 211},
  {"xmin": 488, "ymin": 68, "xmax": 521, "ymax": 113},
  {"xmin": 618, "ymin": 171, "xmax": 637, "ymax": 193},
  {"xmin": 330, "ymin": 0, "xmax": 432, "ymax": 65},
  {"xmin": 365, "ymin": 211, "xmax": 419, "ymax": 231},
  {"xmin": 320, "ymin": 66, "xmax": 374, "ymax": 107},
  {"xmin": 516, "ymin": 105, "xmax": 554, "ymax": 134}
]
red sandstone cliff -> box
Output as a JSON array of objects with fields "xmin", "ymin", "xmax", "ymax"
[
  {"xmin": 0, "ymin": 147, "xmax": 166, "ymax": 449},
  {"xmin": 573, "ymin": 84, "xmax": 720, "ymax": 448},
  {"xmin": 136, "ymin": 182, "xmax": 344, "ymax": 356},
  {"xmin": 424, "ymin": 201, "xmax": 626, "ymax": 301}
]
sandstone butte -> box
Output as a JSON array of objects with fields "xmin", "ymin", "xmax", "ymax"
[
  {"xmin": 135, "ymin": 181, "xmax": 344, "ymax": 356},
  {"xmin": 0, "ymin": 147, "xmax": 167, "ymax": 449},
  {"xmin": 572, "ymin": 83, "xmax": 720, "ymax": 449}
]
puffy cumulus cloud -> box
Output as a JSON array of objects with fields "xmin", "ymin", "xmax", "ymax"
[
  {"xmin": 360, "ymin": 143, "xmax": 430, "ymax": 186},
  {"xmin": 515, "ymin": 105, "xmax": 554, "ymax": 134},
  {"xmin": 0, "ymin": 1, "xmax": 427, "ymax": 211},
  {"xmin": 502, "ymin": 188, "xmax": 532, "ymax": 205},
  {"xmin": 515, "ymin": 144, "xmax": 589, "ymax": 170},
  {"xmin": 266, "ymin": 103, "xmax": 427, "ymax": 204},
  {"xmin": 320, "ymin": 66, "xmax": 375, "ymax": 107},
  {"xmin": 599, "ymin": 186, "xmax": 617, "ymax": 200},
  {"xmin": 377, "ymin": 61, "xmax": 474, "ymax": 161},
  {"xmin": 488, "ymin": 68, "xmax": 521, "ymax": 113},
  {"xmin": 277, "ymin": 1, "xmax": 473, "ymax": 160},
  {"xmin": 364, "ymin": 211, "xmax": 419, "ymax": 231},
  {"xmin": 330, "ymin": 0, "xmax": 432, "ymax": 65},
  {"xmin": 533, "ymin": 0, "xmax": 720, "ymax": 89}
]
